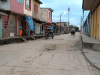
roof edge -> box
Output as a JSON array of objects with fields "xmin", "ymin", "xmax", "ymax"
[
  {"xmin": 35, "ymin": 0, "xmax": 42, "ymax": 4},
  {"xmin": 82, "ymin": 0, "xmax": 84, "ymax": 9},
  {"xmin": 40, "ymin": 8, "xmax": 54, "ymax": 12}
]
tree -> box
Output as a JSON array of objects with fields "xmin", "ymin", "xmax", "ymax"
[{"xmin": 74, "ymin": 26, "xmax": 79, "ymax": 31}]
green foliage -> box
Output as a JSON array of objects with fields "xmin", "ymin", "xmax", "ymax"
[{"xmin": 74, "ymin": 27, "xmax": 79, "ymax": 31}]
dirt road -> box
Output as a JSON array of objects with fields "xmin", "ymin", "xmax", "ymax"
[{"xmin": 0, "ymin": 33, "xmax": 99, "ymax": 75}]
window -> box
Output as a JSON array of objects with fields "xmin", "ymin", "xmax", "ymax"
[
  {"xmin": 26, "ymin": 0, "xmax": 31, "ymax": 9},
  {"xmin": 49, "ymin": 12, "xmax": 51, "ymax": 19},
  {"xmin": 17, "ymin": 0, "xmax": 23, "ymax": 4},
  {"xmin": 34, "ymin": 4, "xmax": 38, "ymax": 13}
]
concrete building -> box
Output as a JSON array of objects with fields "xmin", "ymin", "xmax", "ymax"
[
  {"xmin": 83, "ymin": 0, "xmax": 100, "ymax": 40},
  {"xmin": 83, "ymin": 12, "xmax": 91, "ymax": 36},
  {"xmin": 56, "ymin": 22, "xmax": 67, "ymax": 34},
  {"xmin": 40, "ymin": 8, "xmax": 53, "ymax": 34},
  {"xmin": 0, "ymin": 0, "xmax": 43, "ymax": 37},
  {"xmin": 0, "ymin": 0, "xmax": 24, "ymax": 37},
  {"xmin": 32, "ymin": 0, "xmax": 42, "ymax": 35},
  {"xmin": 0, "ymin": 0, "xmax": 54, "ymax": 37}
]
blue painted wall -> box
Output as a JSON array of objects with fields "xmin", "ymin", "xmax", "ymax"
[{"xmin": 83, "ymin": 12, "xmax": 91, "ymax": 36}]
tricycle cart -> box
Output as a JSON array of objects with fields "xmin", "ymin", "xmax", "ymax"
[{"xmin": 45, "ymin": 26, "xmax": 54, "ymax": 39}]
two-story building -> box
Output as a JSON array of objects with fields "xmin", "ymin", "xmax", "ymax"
[
  {"xmin": 32, "ymin": 0, "xmax": 42, "ymax": 35},
  {"xmin": 40, "ymin": 8, "xmax": 53, "ymax": 34},
  {"xmin": 0, "ymin": 0, "xmax": 53, "ymax": 38},
  {"xmin": 0, "ymin": 0, "xmax": 42, "ymax": 38},
  {"xmin": 0, "ymin": 0, "xmax": 26, "ymax": 37}
]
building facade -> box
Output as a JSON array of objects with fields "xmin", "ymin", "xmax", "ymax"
[
  {"xmin": 83, "ymin": 12, "xmax": 91, "ymax": 36},
  {"xmin": 0, "ymin": 0, "xmax": 42, "ymax": 38},
  {"xmin": 56, "ymin": 22, "xmax": 67, "ymax": 34},
  {"xmin": 32, "ymin": 0, "xmax": 42, "ymax": 35},
  {"xmin": 40, "ymin": 8, "xmax": 53, "ymax": 34},
  {"xmin": 0, "ymin": 0, "xmax": 54, "ymax": 38},
  {"xmin": 83, "ymin": 0, "xmax": 100, "ymax": 40}
]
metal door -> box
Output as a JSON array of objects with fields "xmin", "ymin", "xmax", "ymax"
[
  {"xmin": 10, "ymin": 21, "xmax": 15, "ymax": 36},
  {"xmin": 0, "ymin": 17, "xmax": 2, "ymax": 38}
]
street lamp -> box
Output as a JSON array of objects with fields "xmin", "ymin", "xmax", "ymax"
[
  {"xmin": 60, "ymin": 11, "xmax": 66, "ymax": 34},
  {"xmin": 68, "ymin": 7, "xmax": 70, "ymax": 33}
]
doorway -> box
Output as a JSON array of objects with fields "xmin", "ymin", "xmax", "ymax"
[{"xmin": 21, "ymin": 21, "xmax": 26, "ymax": 36}]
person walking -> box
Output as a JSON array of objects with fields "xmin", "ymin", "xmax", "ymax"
[{"xmin": 20, "ymin": 25, "xmax": 22, "ymax": 37}]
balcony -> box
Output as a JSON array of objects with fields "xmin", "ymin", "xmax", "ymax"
[{"xmin": 33, "ymin": 12, "xmax": 40, "ymax": 20}]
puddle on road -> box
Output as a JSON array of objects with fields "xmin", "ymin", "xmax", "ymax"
[
  {"xmin": 44, "ymin": 44, "xmax": 56, "ymax": 51},
  {"xmin": 43, "ymin": 44, "xmax": 74, "ymax": 51}
]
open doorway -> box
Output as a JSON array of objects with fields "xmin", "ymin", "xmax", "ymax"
[{"xmin": 21, "ymin": 21, "xmax": 26, "ymax": 36}]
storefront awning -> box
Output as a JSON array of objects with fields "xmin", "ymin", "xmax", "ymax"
[
  {"xmin": 0, "ymin": 11, "xmax": 8, "ymax": 16},
  {"xmin": 25, "ymin": 15, "xmax": 35, "ymax": 31},
  {"xmin": 60, "ymin": 27, "xmax": 65, "ymax": 29}
]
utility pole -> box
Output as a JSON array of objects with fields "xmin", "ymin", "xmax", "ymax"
[
  {"xmin": 68, "ymin": 7, "xmax": 70, "ymax": 33},
  {"xmin": 81, "ymin": 16, "xmax": 83, "ymax": 33},
  {"xmin": 60, "ymin": 15, "xmax": 61, "ymax": 34},
  {"xmin": 60, "ymin": 11, "xmax": 66, "ymax": 34}
]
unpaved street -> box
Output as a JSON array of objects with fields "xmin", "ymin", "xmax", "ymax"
[{"xmin": 0, "ymin": 33, "xmax": 100, "ymax": 75}]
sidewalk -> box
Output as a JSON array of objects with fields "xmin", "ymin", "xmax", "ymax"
[
  {"xmin": 0, "ymin": 35, "xmax": 45, "ymax": 45},
  {"xmin": 82, "ymin": 34, "xmax": 100, "ymax": 51},
  {"xmin": 82, "ymin": 34, "xmax": 100, "ymax": 44},
  {"xmin": 0, "ymin": 37, "xmax": 23, "ymax": 45},
  {"xmin": 82, "ymin": 34, "xmax": 100, "ymax": 70}
]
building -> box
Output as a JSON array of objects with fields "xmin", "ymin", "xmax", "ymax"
[
  {"xmin": 83, "ymin": 12, "xmax": 91, "ymax": 36},
  {"xmin": 0, "ymin": 0, "xmax": 42, "ymax": 38},
  {"xmin": 40, "ymin": 8, "xmax": 53, "ymax": 34},
  {"xmin": 56, "ymin": 22, "xmax": 67, "ymax": 34},
  {"xmin": 0, "ymin": 0, "xmax": 25, "ymax": 37},
  {"xmin": 0, "ymin": 0, "xmax": 54, "ymax": 37},
  {"xmin": 82, "ymin": 0, "xmax": 100, "ymax": 40},
  {"xmin": 52, "ymin": 22, "xmax": 58, "ymax": 34},
  {"xmin": 32, "ymin": 0, "xmax": 43, "ymax": 35}
]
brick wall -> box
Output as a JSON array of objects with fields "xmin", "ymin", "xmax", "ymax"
[{"xmin": 3, "ymin": 14, "xmax": 16, "ymax": 38}]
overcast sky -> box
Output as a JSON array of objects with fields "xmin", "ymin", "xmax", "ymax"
[{"xmin": 40, "ymin": 0, "xmax": 89, "ymax": 28}]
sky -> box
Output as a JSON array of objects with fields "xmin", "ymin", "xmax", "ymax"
[{"xmin": 40, "ymin": 0, "xmax": 89, "ymax": 28}]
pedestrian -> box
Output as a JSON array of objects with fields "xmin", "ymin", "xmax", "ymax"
[
  {"xmin": 30, "ymin": 30, "xmax": 34, "ymax": 37},
  {"xmin": 20, "ymin": 25, "xmax": 22, "ymax": 37}
]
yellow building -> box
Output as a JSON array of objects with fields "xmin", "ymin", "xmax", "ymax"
[{"xmin": 83, "ymin": 0, "xmax": 100, "ymax": 40}]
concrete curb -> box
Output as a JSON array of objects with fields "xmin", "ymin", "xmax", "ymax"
[
  {"xmin": 83, "ymin": 42, "xmax": 100, "ymax": 51},
  {"xmin": 81, "ymin": 34, "xmax": 100, "ymax": 70},
  {"xmin": 0, "ymin": 37, "xmax": 24, "ymax": 45},
  {"xmin": 82, "ymin": 49, "xmax": 100, "ymax": 70}
]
